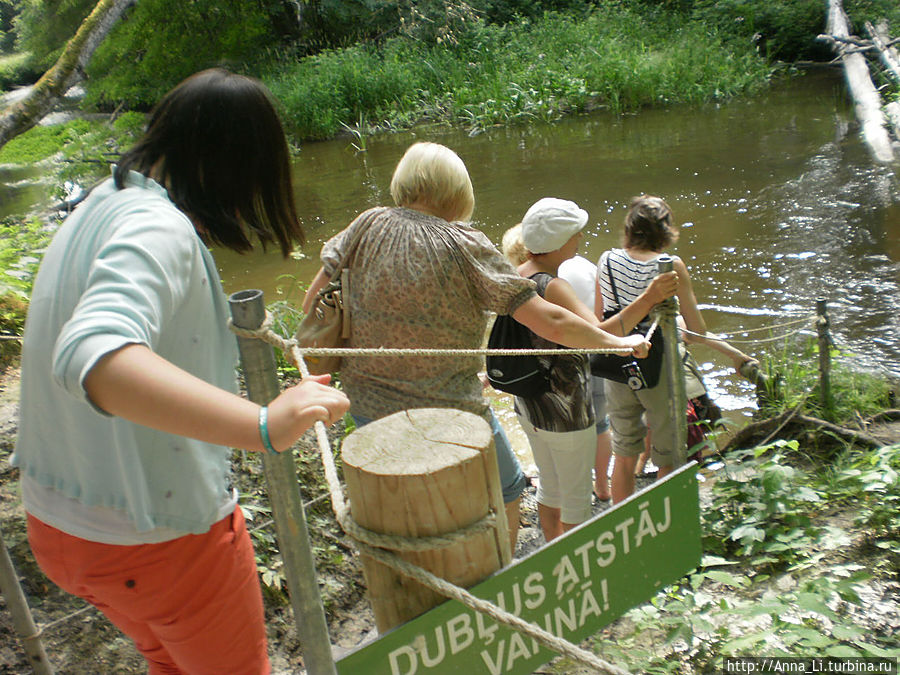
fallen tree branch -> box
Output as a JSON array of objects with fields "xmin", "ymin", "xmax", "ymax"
[
  {"xmin": 864, "ymin": 409, "xmax": 900, "ymax": 425},
  {"xmin": 820, "ymin": 0, "xmax": 895, "ymax": 163},
  {"xmin": 724, "ymin": 407, "xmax": 888, "ymax": 453}
]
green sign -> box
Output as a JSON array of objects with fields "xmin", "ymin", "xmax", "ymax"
[{"xmin": 336, "ymin": 463, "xmax": 701, "ymax": 675}]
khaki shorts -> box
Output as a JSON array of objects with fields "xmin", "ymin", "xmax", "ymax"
[{"xmin": 604, "ymin": 350, "xmax": 687, "ymax": 469}]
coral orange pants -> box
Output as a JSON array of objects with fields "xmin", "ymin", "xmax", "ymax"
[{"xmin": 27, "ymin": 507, "xmax": 269, "ymax": 675}]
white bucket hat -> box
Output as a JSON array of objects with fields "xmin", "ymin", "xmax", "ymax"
[{"xmin": 520, "ymin": 197, "xmax": 589, "ymax": 254}]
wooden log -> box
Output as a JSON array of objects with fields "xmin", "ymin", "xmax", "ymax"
[
  {"xmin": 341, "ymin": 408, "xmax": 510, "ymax": 633},
  {"xmin": 865, "ymin": 20, "xmax": 900, "ymax": 84},
  {"xmin": 821, "ymin": 0, "xmax": 895, "ymax": 163},
  {"xmin": 0, "ymin": 527, "xmax": 53, "ymax": 674},
  {"xmin": 865, "ymin": 20, "xmax": 900, "ymax": 141}
]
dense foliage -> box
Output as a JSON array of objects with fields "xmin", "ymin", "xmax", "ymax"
[
  {"xmin": 268, "ymin": 7, "xmax": 773, "ymax": 139},
  {"xmin": 3, "ymin": 0, "xmax": 898, "ymax": 112}
]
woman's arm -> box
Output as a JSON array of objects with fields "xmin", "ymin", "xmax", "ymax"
[
  {"xmin": 84, "ymin": 344, "xmax": 350, "ymax": 453},
  {"xmin": 512, "ymin": 295, "xmax": 648, "ymax": 356},
  {"xmin": 672, "ymin": 257, "xmax": 706, "ymax": 336},
  {"xmin": 594, "ymin": 270, "xmax": 678, "ymax": 336},
  {"xmin": 302, "ymin": 267, "xmax": 331, "ymax": 314}
]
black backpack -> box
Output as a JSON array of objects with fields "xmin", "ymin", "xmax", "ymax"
[
  {"xmin": 485, "ymin": 314, "xmax": 552, "ymax": 397},
  {"xmin": 485, "ymin": 273, "xmax": 553, "ymax": 398}
]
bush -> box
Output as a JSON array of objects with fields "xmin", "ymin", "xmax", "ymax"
[
  {"xmin": 267, "ymin": 6, "xmax": 773, "ymax": 140},
  {"xmin": 13, "ymin": 0, "xmax": 298, "ymax": 110},
  {"xmin": 0, "ymin": 51, "xmax": 39, "ymax": 89}
]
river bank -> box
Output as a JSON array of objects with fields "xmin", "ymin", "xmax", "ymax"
[{"xmin": 1, "ymin": 359, "xmax": 898, "ymax": 673}]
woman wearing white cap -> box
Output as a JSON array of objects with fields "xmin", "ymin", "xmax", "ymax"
[{"xmin": 512, "ymin": 197, "xmax": 677, "ymax": 542}]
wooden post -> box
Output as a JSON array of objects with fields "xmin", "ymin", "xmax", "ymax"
[
  {"xmin": 0, "ymin": 527, "xmax": 53, "ymax": 675},
  {"xmin": 816, "ymin": 298, "xmax": 834, "ymax": 414},
  {"xmin": 228, "ymin": 289, "xmax": 337, "ymax": 675},
  {"xmin": 341, "ymin": 408, "xmax": 510, "ymax": 633},
  {"xmin": 656, "ymin": 256, "xmax": 688, "ymax": 467}
]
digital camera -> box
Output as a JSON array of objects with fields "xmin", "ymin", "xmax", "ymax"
[{"xmin": 622, "ymin": 361, "xmax": 647, "ymax": 391}]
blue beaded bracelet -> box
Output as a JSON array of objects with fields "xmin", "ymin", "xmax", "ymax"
[{"xmin": 258, "ymin": 406, "xmax": 278, "ymax": 454}]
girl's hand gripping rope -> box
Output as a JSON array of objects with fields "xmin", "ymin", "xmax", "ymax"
[{"xmin": 265, "ymin": 375, "xmax": 350, "ymax": 452}]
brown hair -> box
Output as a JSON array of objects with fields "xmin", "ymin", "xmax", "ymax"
[
  {"xmin": 115, "ymin": 68, "xmax": 303, "ymax": 256},
  {"xmin": 623, "ymin": 194, "xmax": 678, "ymax": 252}
]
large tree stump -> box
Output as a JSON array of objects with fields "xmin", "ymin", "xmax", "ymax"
[{"xmin": 341, "ymin": 408, "xmax": 510, "ymax": 633}]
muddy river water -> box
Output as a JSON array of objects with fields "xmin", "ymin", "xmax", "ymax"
[
  {"xmin": 3, "ymin": 68, "xmax": 899, "ymax": 432},
  {"xmin": 213, "ymin": 68, "xmax": 900, "ymax": 425}
]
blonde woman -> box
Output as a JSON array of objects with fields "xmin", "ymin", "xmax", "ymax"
[{"xmin": 304, "ymin": 143, "xmax": 651, "ymax": 553}]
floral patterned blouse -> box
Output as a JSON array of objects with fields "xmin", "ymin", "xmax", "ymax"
[{"xmin": 321, "ymin": 206, "xmax": 536, "ymax": 421}]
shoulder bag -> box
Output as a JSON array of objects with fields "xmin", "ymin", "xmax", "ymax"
[
  {"xmin": 589, "ymin": 256, "xmax": 665, "ymax": 389},
  {"xmin": 293, "ymin": 211, "xmax": 377, "ymax": 375}
]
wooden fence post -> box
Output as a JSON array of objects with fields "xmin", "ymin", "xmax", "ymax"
[
  {"xmin": 341, "ymin": 408, "xmax": 510, "ymax": 633},
  {"xmin": 228, "ymin": 289, "xmax": 337, "ymax": 675},
  {"xmin": 816, "ymin": 298, "xmax": 834, "ymax": 414},
  {"xmin": 656, "ymin": 256, "xmax": 688, "ymax": 466},
  {"xmin": 0, "ymin": 526, "xmax": 53, "ymax": 674}
]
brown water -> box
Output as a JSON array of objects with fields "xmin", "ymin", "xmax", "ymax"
[
  {"xmin": 4, "ymin": 69, "xmax": 899, "ymax": 424},
  {"xmin": 214, "ymin": 68, "xmax": 900, "ymax": 423}
]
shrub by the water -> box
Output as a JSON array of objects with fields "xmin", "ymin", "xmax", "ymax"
[{"xmin": 267, "ymin": 6, "xmax": 774, "ymax": 140}]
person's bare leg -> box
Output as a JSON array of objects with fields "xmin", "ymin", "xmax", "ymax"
[
  {"xmin": 593, "ymin": 431, "xmax": 612, "ymax": 501},
  {"xmin": 657, "ymin": 464, "xmax": 673, "ymax": 480},
  {"xmin": 505, "ymin": 497, "xmax": 520, "ymax": 556},
  {"xmin": 634, "ymin": 442, "xmax": 651, "ymax": 476},
  {"xmin": 537, "ymin": 502, "xmax": 562, "ymax": 542},
  {"xmin": 611, "ymin": 454, "xmax": 638, "ymax": 504}
]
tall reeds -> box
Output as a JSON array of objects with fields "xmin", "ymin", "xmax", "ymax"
[{"xmin": 266, "ymin": 6, "xmax": 773, "ymax": 140}]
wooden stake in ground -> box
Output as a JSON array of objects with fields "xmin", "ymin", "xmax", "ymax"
[
  {"xmin": 341, "ymin": 408, "xmax": 510, "ymax": 633},
  {"xmin": 0, "ymin": 526, "xmax": 53, "ymax": 674}
]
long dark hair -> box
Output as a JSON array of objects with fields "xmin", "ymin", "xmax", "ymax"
[
  {"xmin": 115, "ymin": 68, "xmax": 303, "ymax": 256},
  {"xmin": 623, "ymin": 194, "xmax": 678, "ymax": 252}
]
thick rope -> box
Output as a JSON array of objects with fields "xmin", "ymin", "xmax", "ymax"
[
  {"xmin": 227, "ymin": 314, "xmax": 640, "ymax": 358},
  {"xmin": 679, "ymin": 315, "xmax": 816, "ymax": 344},
  {"xmin": 231, "ymin": 316, "xmax": 634, "ymax": 675}
]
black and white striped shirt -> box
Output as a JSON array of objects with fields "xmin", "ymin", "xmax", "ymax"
[{"xmin": 597, "ymin": 248, "xmax": 666, "ymax": 313}]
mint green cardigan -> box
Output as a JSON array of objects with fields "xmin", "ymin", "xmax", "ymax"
[{"xmin": 12, "ymin": 170, "xmax": 239, "ymax": 535}]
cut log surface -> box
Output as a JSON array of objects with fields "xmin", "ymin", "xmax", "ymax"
[{"xmin": 341, "ymin": 408, "xmax": 510, "ymax": 632}]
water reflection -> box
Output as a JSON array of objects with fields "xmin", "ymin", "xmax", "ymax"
[
  {"xmin": 215, "ymin": 68, "xmax": 899, "ymax": 426},
  {"xmin": 4, "ymin": 68, "xmax": 898, "ymax": 421}
]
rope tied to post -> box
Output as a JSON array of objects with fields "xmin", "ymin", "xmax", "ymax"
[{"xmin": 229, "ymin": 313, "xmax": 635, "ymax": 675}]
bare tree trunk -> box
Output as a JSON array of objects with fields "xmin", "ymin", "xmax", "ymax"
[
  {"xmin": 0, "ymin": 0, "xmax": 137, "ymax": 150},
  {"xmin": 865, "ymin": 20, "xmax": 900, "ymax": 140},
  {"xmin": 819, "ymin": 0, "xmax": 895, "ymax": 163}
]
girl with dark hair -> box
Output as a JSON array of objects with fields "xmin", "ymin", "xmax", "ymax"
[{"xmin": 12, "ymin": 68, "xmax": 349, "ymax": 674}]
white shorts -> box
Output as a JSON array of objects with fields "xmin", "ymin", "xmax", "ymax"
[{"xmin": 517, "ymin": 416, "xmax": 595, "ymax": 525}]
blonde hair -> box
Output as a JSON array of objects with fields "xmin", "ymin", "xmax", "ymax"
[
  {"xmin": 501, "ymin": 223, "xmax": 529, "ymax": 265},
  {"xmin": 390, "ymin": 142, "xmax": 475, "ymax": 222}
]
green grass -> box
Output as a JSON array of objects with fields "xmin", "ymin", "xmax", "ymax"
[
  {"xmin": 0, "ymin": 51, "xmax": 37, "ymax": 90},
  {"xmin": 266, "ymin": 6, "xmax": 774, "ymax": 140}
]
